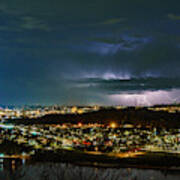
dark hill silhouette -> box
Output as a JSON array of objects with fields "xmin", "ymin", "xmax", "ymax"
[{"xmin": 7, "ymin": 107, "xmax": 180, "ymax": 128}]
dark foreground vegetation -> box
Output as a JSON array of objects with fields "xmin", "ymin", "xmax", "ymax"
[
  {"xmin": 10, "ymin": 163, "xmax": 180, "ymax": 180},
  {"xmin": 8, "ymin": 107, "xmax": 180, "ymax": 128}
]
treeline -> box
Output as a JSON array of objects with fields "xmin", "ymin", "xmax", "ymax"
[{"xmin": 7, "ymin": 107, "xmax": 180, "ymax": 128}]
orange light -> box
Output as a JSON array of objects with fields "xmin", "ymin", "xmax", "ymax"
[
  {"xmin": 110, "ymin": 122, "xmax": 117, "ymax": 128},
  {"xmin": 78, "ymin": 122, "xmax": 82, "ymax": 127}
]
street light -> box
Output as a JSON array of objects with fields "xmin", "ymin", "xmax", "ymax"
[{"xmin": 110, "ymin": 122, "xmax": 117, "ymax": 128}]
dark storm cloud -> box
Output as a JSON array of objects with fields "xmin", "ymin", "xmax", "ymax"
[
  {"xmin": 79, "ymin": 35, "xmax": 151, "ymax": 55},
  {"xmin": 0, "ymin": 0, "xmax": 180, "ymax": 105},
  {"xmin": 168, "ymin": 13, "xmax": 180, "ymax": 20},
  {"xmin": 20, "ymin": 16, "xmax": 51, "ymax": 31},
  {"xmin": 99, "ymin": 18, "xmax": 127, "ymax": 25},
  {"xmin": 74, "ymin": 77, "xmax": 180, "ymax": 93}
]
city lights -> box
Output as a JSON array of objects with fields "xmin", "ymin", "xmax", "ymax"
[{"xmin": 110, "ymin": 122, "xmax": 117, "ymax": 128}]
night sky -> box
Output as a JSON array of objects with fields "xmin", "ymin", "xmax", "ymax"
[{"xmin": 1, "ymin": 0, "xmax": 180, "ymax": 106}]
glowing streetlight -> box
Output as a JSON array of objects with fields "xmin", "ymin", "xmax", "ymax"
[
  {"xmin": 110, "ymin": 122, "xmax": 117, "ymax": 128},
  {"xmin": 78, "ymin": 122, "xmax": 82, "ymax": 127}
]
